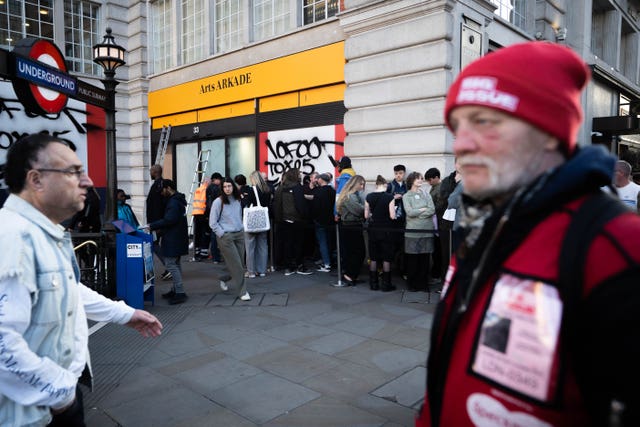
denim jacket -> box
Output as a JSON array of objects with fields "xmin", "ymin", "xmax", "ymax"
[{"xmin": 0, "ymin": 195, "xmax": 133, "ymax": 426}]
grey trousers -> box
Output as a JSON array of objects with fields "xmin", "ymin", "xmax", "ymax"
[{"xmin": 216, "ymin": 231, "xmax": 246, "ymax": 296}]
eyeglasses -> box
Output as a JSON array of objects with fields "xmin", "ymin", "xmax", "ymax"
[{"xmin": 36, "ymin": 167, "xmax": 86, "ymax": 179}]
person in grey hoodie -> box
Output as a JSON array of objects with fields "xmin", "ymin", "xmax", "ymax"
[{"xmin": 210, "ymin": 177, "xmax": 251, "ymax": 301}]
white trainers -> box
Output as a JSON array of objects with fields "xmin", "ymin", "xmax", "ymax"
[
  {"xmin": 239, "ymin": 292, "xmax": 251, "ymax": 301},
  {"xmin": 220, "ymin": 280, "xmax": 229, "ymax": 291},
  {"xmin": 317, "ymin": 265, "xmax": 331, "ymax": 272}
]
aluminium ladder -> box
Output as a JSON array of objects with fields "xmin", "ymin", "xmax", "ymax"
[
  {"xmin": 154, "ymin": 125, "xmax": 172, "ymax": 165},
  {"xmin": 186, "ymin": 149, "xmax": 211, "ymax": 237}
]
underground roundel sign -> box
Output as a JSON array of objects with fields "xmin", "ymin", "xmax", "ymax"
[{"xmin": 12, "ymin": 38, "xmax": 76, "ymax": 115}]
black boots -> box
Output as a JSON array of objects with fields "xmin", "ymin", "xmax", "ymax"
[
  {"xmin": 380, "ymin": 272, "xmax": 396, "ymax": 292},
  {"xmin": 369, "ymin": 271, "xmax": 380, "ymax": 291}
]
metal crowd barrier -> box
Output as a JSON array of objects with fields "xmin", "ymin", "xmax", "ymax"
[{"xmin": 71, "ymin": 232, "xmax": 114, "ymax": 298}]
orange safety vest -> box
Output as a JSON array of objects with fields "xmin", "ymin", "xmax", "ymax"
[{"xmin": 192, "ymin": 183, "xmax": 207, "ymax": 215}]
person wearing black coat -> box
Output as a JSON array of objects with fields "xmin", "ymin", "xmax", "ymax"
[
  {"xmin": 438, "ymin": 161, "xmax": 461, "ymax": 273},
  {"xmin": 273, "ymin": 168, "xmax": 311, "ymax": 275},
  {"xmin": 149, "ymin": 179, "xmax": 189, "ymax": 305},
  {"xmin": 146, "ymin": 164, "xmax": 168, "ymax": 274},
  {"xmin": 311, "ymin": 173, "xmax": 336, "ymax": 271}
]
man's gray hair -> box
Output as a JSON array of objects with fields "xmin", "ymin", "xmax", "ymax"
[{"xmin": 616, "ymin": 160, "xmax": 632, "ymax": 177}]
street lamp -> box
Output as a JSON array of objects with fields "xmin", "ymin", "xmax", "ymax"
[
  {"xmin": 93, "ymin": 27, "xmax": 125, "ymax": 296},
  {"xmin": 93, "ymin": 27, "xmax": 125, "ymax": 223}
]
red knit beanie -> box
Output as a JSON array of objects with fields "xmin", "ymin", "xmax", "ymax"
[{"xmin": 444, "ymin": 42, "xmax": 590, "ymax": 155}]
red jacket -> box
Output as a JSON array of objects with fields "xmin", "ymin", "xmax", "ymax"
[{"xmin": 417, "ymin": 184, "xmax": 640, "ymax": 427}]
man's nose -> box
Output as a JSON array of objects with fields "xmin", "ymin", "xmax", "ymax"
[
  {"xmin": 80, "ymin": 173, "xmax": 94, "ymax": 188},
  {"xmin": 452, "ymin": 125, "xmax": 478, "ymax": 155}
]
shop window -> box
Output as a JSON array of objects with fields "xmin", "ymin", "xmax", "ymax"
[
  {"xmin": 0, "ymin": 0, "xmax": 54, "ymax": 49},
  {"xmin": 620, "ymin": 18, "xmax": 639, "ymax": 84},
  {"xmin": 229, "ymin": 136, "xmax": 256, "ymax": 179},
  {"xmin": 175, "ymin": 142, "xmax": 200, "ymax": 204},
  {"xmin": 151, "ymin": 0, "xmax": 175, "ymax": 73},
  {"xmin": 201, "ymin": 139, "xmax": 226, "ymax": 178},
  {"xmin": 252, "ymin": 0, "xmax": 292, "ymax": 42},
  {"xmin": 215, "ymin": 0, "xmax": 244, "ymax": 53},
  {"xmin": 181, "ymin": 0, "xmax": 206, "ymax": 64},
  {"xmin": 64, "ymin": 0, "xmax": 100, "ymax": 75},
  {"xmin": 591, "ymin": 0, "xmax": 618, "ymax": 67},
  {"xmin": 175, "ymin": 137, "xmax": 254, "ymax": 193},
  {"xmin": 490, "ymin": 0, "xmax": 526, "ymax": 30},
  {"xmin": 301, "ymin": 0, "xmax": 338, "ymax": 25}
]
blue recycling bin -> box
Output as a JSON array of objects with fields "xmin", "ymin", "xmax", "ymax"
[{"xmin": 114, "ymin": 220, "xmax": 155, "ymax": 309}]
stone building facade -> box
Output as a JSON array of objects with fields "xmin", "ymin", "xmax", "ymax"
[{"xmin": 2, "ymin": 0, "xmax": 639, "ymax": 220}]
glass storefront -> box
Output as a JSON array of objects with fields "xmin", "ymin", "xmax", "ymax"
[{"xmin": 174, "ymin": 135, "xmax": 256, "ymax": 196}]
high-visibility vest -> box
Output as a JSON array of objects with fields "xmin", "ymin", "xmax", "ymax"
[{"xmin": 192, "ymin": 184, "xmax": 207, "ymax": 215}]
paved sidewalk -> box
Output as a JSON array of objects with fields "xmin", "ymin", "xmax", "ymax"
[{"xmin": 84, "ymin": 259, "xmax": 437, "ymax": 427}]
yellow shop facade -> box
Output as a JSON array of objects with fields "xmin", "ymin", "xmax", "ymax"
[{"xmin": 148, "ymin": 41, "xmax": 346, "ymax": 195}]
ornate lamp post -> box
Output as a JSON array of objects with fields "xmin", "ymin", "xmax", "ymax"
[
  {"xmin": 93, "ymin": 27, "xmax": 125, "ymax": 295},
  {"xmin": 93, "ymin": 27, "xmax": 125, "ymax": 223}
]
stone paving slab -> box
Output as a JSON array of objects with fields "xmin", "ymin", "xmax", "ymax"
[
  {"xmin": 208, "ymin": 293, "xmax": 238, "ymax": 306},
  {"xmin": 261, "ymin": 292, "xmax": 289, "ymax": 306},
  {"xmin": 263, "ymin": 321, "xmax": 334, "ymax": 342},
  {"xmin": 306, "ymin": 310, "xmax": 359, "ymax": 326},
  {"xmin": 355, "ymin": 394, "xmax": 420, "ymax": 427},
  {"xmin": 170, "ymin": 356, "xmax": 264, "ymax": 397},
  {"xmin": 302, "ymin": 331, "xmax": 369, "ymax": 355},
  {"xmin": 336, "ymin": 340, "xmax": 426, "ymax": 374},
  {"xmin": 402, "ymin": 291, "xmax": 432, "ymax": 304},
  {"xmin": 331, "ymin": 315, "xmax": 390, "ymax": 337},
  {"xmin": 371, "ymin": 366, "xmax": 427, "ymax": 408},
  {"xmin": 402, "ymin": 313, "xmax": 434, "ymax": 330},
  {"xmin": 264, "ymin": 396, "xmax": 387, "ymax": 427},
  {"xmin": 102, "ymin": 385, "xmax": 231, "ymax": 427},
  {"xmin": 210, "ymin": 372, "xmax": 321, "ymax": 424},
  {"xmin": 301, "ymin": 360, "xmax": 393, "ymax": 402},
  {"xmin": 213, "ymin": 332, "xmax": 289, "ymax": 360},
  {"xmin": 246, "ymin": 345, "xmax": 341, "ymax": 383}
]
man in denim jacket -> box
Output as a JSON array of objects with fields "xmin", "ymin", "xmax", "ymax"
[{"xmin": 0, "ymin": 134, "xmax": 163, "ymax": 427}]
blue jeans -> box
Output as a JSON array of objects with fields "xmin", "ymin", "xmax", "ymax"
[
  {"xmin": 165, "ymin": 256, "xmax": 184, "ymax": 294},
  {"xmin": 209, "ymin": 233, "xmax": 221, "ymax": 262},
  {"xmin": 315, "ymin": 224, "xmax": 331, "ymax": 266},
  {"xmin": 245, "ymin": 231, "xmax": 268, "ymax": 274},
  {"xmin": 153, "ymin": 239, "xmax": 165, "ymax": 266}
]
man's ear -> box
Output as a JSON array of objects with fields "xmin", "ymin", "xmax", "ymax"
[
  {"xmin": 26, "ymin": 170, "xmax": 43, "ymax": 190},
  {"xmin": 543, "ymin": 135, "xmax": 561, "ymax": 152}
]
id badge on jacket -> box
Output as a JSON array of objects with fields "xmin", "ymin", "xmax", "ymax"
[{"xmin": 471, "ymin": 274, "xmax": 563, "ymax": 402}]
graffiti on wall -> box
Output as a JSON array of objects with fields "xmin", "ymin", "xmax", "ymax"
[
  {"xmin": 261, "ymin": 125, "xmax": 344, "ymax": 185},
  {"xmin": 0, "ymin": 79, "xmax": 104, "ymax": 188}
]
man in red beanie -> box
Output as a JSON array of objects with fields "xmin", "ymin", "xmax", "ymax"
[{"xmin": 417, "ymin": 42, "xmax": 640, "ymax": 427}]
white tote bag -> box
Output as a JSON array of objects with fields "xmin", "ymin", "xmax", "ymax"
[{"xmin": 243, "ymin": 186, "xmax": 271, "ymax": 232}]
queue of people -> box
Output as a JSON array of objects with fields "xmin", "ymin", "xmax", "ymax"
[{"xmin": 159, "ymin": 159, "xmax": 461, "ymax": 297}]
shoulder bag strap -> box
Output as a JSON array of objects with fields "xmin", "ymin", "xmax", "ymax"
[{"xmin": 252, "ymin": 186, "xmax": 262, "ymax": 207}]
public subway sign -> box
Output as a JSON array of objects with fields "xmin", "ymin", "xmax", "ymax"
[
  {"xmin": 0, "ymin": 79, "xmax": 107, "ymax": 190},
  {"xmin": 0, "ymin": 38, "xmax": 107, "ymax": 192},
  {"xmin": 11, "ymin": 38, "xmax": 73, "ymax": 114},
  {"xmin": 1, "ymin": 39, "xmax": 107, "ymax": 115}
]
